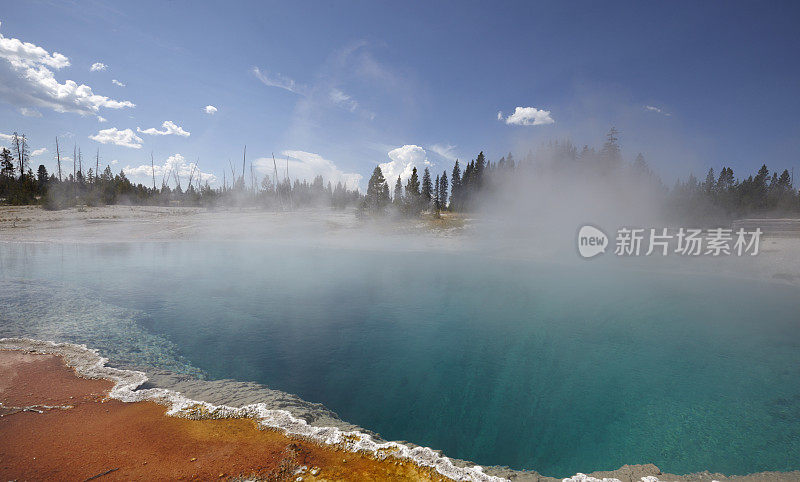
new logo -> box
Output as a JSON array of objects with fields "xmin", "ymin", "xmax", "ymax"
[{"xmin": 577, "ymin": 225, "xmax": 608, "ymax": 258}]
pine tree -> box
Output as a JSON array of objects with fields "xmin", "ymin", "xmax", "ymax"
[
  {"xmin": 393, "ymin": 176, "xmax": 403, "ymax": 205},
  {"xmin": 434, "ymin": 174, "xmax": 440, "ymax": 211},
  {"xmin": 778, "ymin": 169, "xmax": 792, "ymax": 191},
  {"xmin": 755, "ymin": 164, "xmax": 769, "ymax": 189},
  {"xmin": 505, "ymin": 152, "xmax": 515, "ymax": 170},
  {"xmin": 439, "ymin": 171, "xmax": 448, "ymax": 210},
  {"xmin": 365, "ymin": 166, "xmax": 390, "ymax": 215},
  {"xmin": 37, "ymin": 165, "xmax": 48, "ymax": 191},
  {"xmin": 404, "ymin": 167, "xmax": 421, "ymax": 215},
  {"xmin": 0, "ymin": 148, "xmax": 14, "ymax": 178},
  {"xmin": 462, "ymin": 160, "xmax": 474, "ymax": 209},
  {"xmin": 717, "ymin": 167, "xmax": 734, "ymax": 191},
  {"xmin": 632, "ymin": 153, "xmax": 649, "ymax": 177},
  {"xmin": 421, "ymin": 167, "xmax": 433, "ymax": 208},
  {"xmin": 475, "ymin": 151, "xmax": 486, "ymax": 187},
  {"xmin": 405, "ymin": 167, "xmax": 420, "ymax": 197},
  {"xmin": 450, "ymin": 160, "xmax": 461, "ymax": 211},
  {"xmin": 600, "ymin": 127, "xmax": 621, "ymax": 171},
  {"xmin": 703, "ymin": 168, "xmax": 716, "ymax": 195}
]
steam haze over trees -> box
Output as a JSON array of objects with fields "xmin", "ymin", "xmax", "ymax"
[{"xmin": 2, "ymin": 128, "xmax": 799, "ymax": 225}]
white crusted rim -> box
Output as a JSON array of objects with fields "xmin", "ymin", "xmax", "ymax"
[{"xmin": 0, "ymin": 337, "xmax": 511, "ymax": 482}]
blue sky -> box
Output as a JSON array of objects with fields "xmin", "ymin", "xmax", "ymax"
[{"xmin": 1, "ymin": 1, "xmax": 799, "ymax": 189}]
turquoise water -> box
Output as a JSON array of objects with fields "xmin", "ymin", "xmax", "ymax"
[{"xmin": 1, "ymin": 242, "xmax": 799, "ymax": 477}]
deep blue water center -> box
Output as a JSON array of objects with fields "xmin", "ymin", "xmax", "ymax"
[{"xmin": 1, "ymin": 242, "xmax": 799, "ymax": 477}]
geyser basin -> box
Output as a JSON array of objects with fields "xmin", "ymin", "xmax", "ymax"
[{"xmin": 1, "ymin": 241, "xmax": 798, "ymax": 478}]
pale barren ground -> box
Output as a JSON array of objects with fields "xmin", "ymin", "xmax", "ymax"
[
  {"xmin": 0, "ymin": 205, "xmax": 468, "ymax": 249},
  {"xmin": 3, "ymin": 205, "xmax": 797, "ymax": 287}
]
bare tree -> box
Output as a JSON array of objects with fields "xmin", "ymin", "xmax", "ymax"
[
  {"xmin": 250, "ymin": 162, "xmax": 255, "ymax": 194},
  {"xmin": 173, "ymin": 168, "xmax": 181, "ymax": 192},
  {"xmin": 272, "ymin": 153, "xmax": 283, "ymax": 209},
  {"xmin": 55, "ymin": 137, "xmax": 62, "ymax": 182},
  {"xmin": 151, "ymin": 152, "xmax": 156, "ymax": 190},
  {"xmin": 241, "ymin": 145, "xmax": 246, "ymax": 190},
  {"xmin": 187, "ymin": 163, "xmax": 196, "ymax": 188},
  {"xmin": 228, "ymin": 159, "xmax": 236, "ymax": 188},
  {"xmin": 12, "ymin": 132, "xmax": 28, "ymax": 179}
]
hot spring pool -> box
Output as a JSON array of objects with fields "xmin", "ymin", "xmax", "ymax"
[{"xmin": 1, "ymin": 241, "xmax": 798, "ymax": 477}]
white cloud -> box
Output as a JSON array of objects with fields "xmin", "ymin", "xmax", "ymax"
[
  {"xmin": 137, "ymin": 120, "xmax": 190, "ymax": 137},
  {"xmin": 31, "ymin": 147, "xmax": 47, "ymax": 156},
  {"xmin": 500, "ymin": 106, "xmax": 554, "ymax": 126},
  {"xmin": 429, "ymin": 143, "xmax": 457, "ymax": 162},
  {"xmin": 124, "ymin": 153, "xmax": 215, "ymax": 185},
  {"xmin": 90, "ymin": 62, "xmax": 106, "ymax": 72},
  {"xmin": 19, "ymin": 106, "xmax": 41, "ymax": 117},
  {"xmin": 497, "ymin": 111, "xmax": 503, "ymax": 120},
  {"xmin": 0, "ymin": 132, "xmax": 11, "ymax": 149},
  {"xmin": 111, "ymin": 79, "xmax": 125, "ymax": 87},
  {"xmin": 644, "ymin": 105, "xmax": 670, "ymax": 116},
  {"xmin": 0, "ymin": 24, "xmax": 135, "ymax": 115},
  {"xmin": 0, "ymin": 25, "xmax": 69, "ymax": 69},
  {"xmin": 379, "ymin": 145, "xmax": 430, "ymax": 184},
  {"xmin": 97, "ymin": 115, "xmax": 107, "ymax": 123},
  {"xmin": 204, "ymin": 105, "xmax": 217, "ymax": 114},
  {"xmin": 89, "ymin": 127, "xmax": 143, "ymax": 149},
  {"xmin": 253, "ymin": 150, "xmax": 362, "ymax": 189},
  {"xmin": 252, "ymin": 67, "xmax": 305, "ymax": 95}
]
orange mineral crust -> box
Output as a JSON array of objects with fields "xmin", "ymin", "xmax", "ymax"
[{"xmin": 0, "ymin": 350, "xmax": 450, "ymax": 481}]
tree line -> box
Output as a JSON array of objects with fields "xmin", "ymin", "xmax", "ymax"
[
  {"xmin": 3, "ymin": 129, "xmax": 799, "ymax": 222},
  {"xmin": 0, "ymin": 133, "xmax": 360, "ymax": 210},
  {"xmin": 360, "ymin": 150, "xmax": 512, "ymax": 217},
  {"xmin": 361, "ymin": 128, "xmax": 800, "ymax": 222}
]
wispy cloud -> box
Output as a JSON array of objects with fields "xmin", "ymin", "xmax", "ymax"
[
  {"xmin": 500, "ymin": 106, "xmax": 555, "ymax": 126},
  {"xmin": 329, "ymin": 88, "xmax": 358, "ymax": 112},
  {"xmin": 280, "ymin": 42, "xmax": 407, "ymax": 159},
  {"xmin": 19, "ymin": 107, "xmax": 41, "ymax": 117},
  {"xmin": 89, "ymin": 127, "xmax": 143, "ymax": 149},
  {"xmin": 204, "ymin": 105, "xmax": 217, "ymax": 114},
  {"xmin": 429, "ymin": 143, "xmax": 458, "ymax": 162},
  {"xmin": 254, "ymin": 64, "xmax": 374, "ymax": 119},
  {"xmin": 111, "ymin": 79, "xmax": 125, "ymax": 87},
  {"xmin": 252, "ymin": 67, "xmax": 305, "ymax": 95},
  {"xmin": 137, "ymin": 120, "xmax": 190, "ymax": 137},
  {"xmin": 89, "ymin": 62, "xmax": 106, "ymax": 72},
  {"xmin": 31, "ymin": 147, "xmax": 47, "ymax": 156},
  {"xmin": 644, "ymin": 104, "xmax": 671, "ymax": 116}
]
